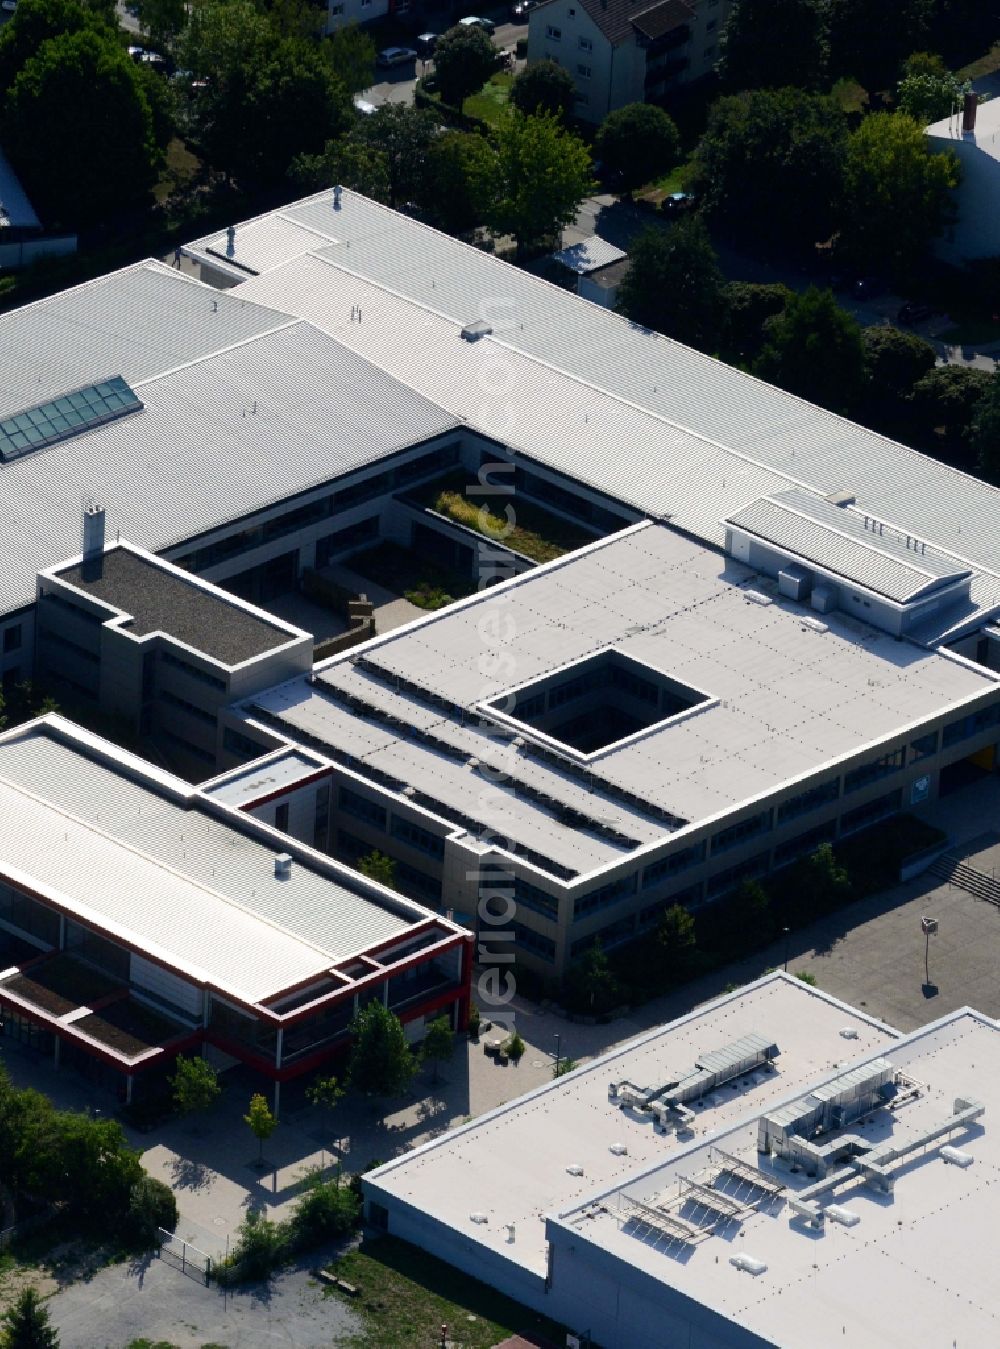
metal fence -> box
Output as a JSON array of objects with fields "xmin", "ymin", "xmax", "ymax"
[{"xmin": 156, "ymin": 1227, "xmax": 212, "ymax": 1285}]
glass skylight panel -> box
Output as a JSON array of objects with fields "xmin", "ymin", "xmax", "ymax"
[{"xmin": 0, "ymin": 375, "xmax": 142, "ymax": 461}]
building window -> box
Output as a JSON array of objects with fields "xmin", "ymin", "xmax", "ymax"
[
  {"xmin": 314, "ymin": 785, "xmax": 330, "ymax": 846},
  {"xmin": 339, "ymin": 785, "xmax": 387, "ymax": 830},
  {"xmin": 512, "ymin": 922, "xmax": 556, "ymax": 962},
  {"xmin": 391, "ymin": 814, "xmax": 445, "ymax": 859},
  {"xmin": 910, "ymin": 731, "xmax": 938, "ymax": 763},
  {"xmin": 642, "ymin": 841, "xmax": 706, "ymax": 888},
  {"xmin": 223, "ymin": 727, "xmax": 268, "ymax": 760},
  {"xmin": 711, "ymin": 810, "xmax": 771, "ymax": 854},
  {"xmin": 513, "ymin": 876, "xmax": 560, "ymax": 919},
  {"xmin": 2, "ymin": 624, "xmax": 21, "ymax": 653},
  {"xmin": 573, "ymin": 872, "xmax": 637, "ymax": 921},
  {"xmin": 546, "ymin": 25, "xmax": 561, "ymax": 39},
  {"xmin": 577, "ymin": 63, "xmax": 591, "ymax": 77},
  {"xmin": 844, "ymin": 747, "xmax": 905, "ymax": 794},
  {"xmin": 578, "ymin": 35, "xmax": 591, "ymax": 50},
  {"xmin": 776, "ymin": 779, "xmax": 839, "ymax": 825}
]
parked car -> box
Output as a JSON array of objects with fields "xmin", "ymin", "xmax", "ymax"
[
  {"xmin": 897, "ymin": 301, "xmax": 937, "ymax": 326},
  {"xmin": 661, "ymin": 191, "xmax": 695, "ymax": 216},
  {"xmin": 511, "ymin": 0, "xmax": 536, "ymax": 18},
  {"xmin": 459, "ymin": 15, "xmax": 496, "ymax": 34},
  {"xmin": 416, "ymin": 32, "xmax": 439, "ymax": 58},
  {"xmin": 376, "ymin": 46, "xmax": 418, "ymax": 68},
  {"xmin": 354, "ymin": 96, "xmax": 377, "ymax": 115}
]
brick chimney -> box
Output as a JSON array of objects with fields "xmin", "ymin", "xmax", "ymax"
[{"xmin": 962, "ymin": 92, "xmax": 977, "ymax": 134}]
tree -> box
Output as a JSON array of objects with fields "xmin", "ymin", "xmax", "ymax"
[
  {"xmin": 729, "ymin": 879, "xmax": 776, "ymax": 945},
  {"xmin": 292, "ymin": 137, "xmax": 391, "ymax": 201},
  {"xmin": 839, "ymin": 112, "xmax": 960, "ymax": 277},
  {"xmin": 505, "ymin": 1030, "xmax": 526, "ymax": 1063},
  {"xmin": 564, "ymin": 939, "xmax": 623, "ymax": 1015},
  {"xmin": 972, "ymin": 372, "xmax": 1000, "ymax": 485},
  {"xmin": 657, "ymin": 903, "xmax": 697, "ymax": 982},
  {"xmin": 358, "ymin": 849, "xmax": 398, "ymax": 889},
  {"xmin": 723, "ymin": 281, "xmax": 793, "ymax": 362},
  {"xmin": 616, "ymin": 219, "xmax": 726, "ymax": 351},
  {"xmin": 432, "ymin": 23, "xmax": 499, "ymax": 109},
  {"xmin": 553, "ymin": 1056, "xmax": 579, "ymax": 1078},
  {"xmin": 182, "ymin": 1, "xmax": 352, "ymax": 187},
  {"xmin": 897, "ymin": 68, "xmax": 969, "ymax": 125},
  {"xmin": 910, "ymin": 365, "xmax": 992, "ymax": 451},
  {"xmin": 347, "ymin": 1001, "xmax": 416, "ymax": 1096},
  {"xmin": 718, "ymin": 0, "xmax": 828, "ymax": 92},
  {"xmin": 802, "ymin": 842, "xmax": 852, "ymax": 914},
  {"xmin": 136, "ymin": 0, "xmax": 187, "ymax": 52},
  {"xmin": 0, "ymin": 1287, "xmax": 60, "ymax": 1349},
  {"xmin": 594, "ymin": 103, "xmax": 680, "ymax": 194},
  {"xmin": 0, "ymin": 681, "xmax": 57, "ymax": 732},
  {"xmin": 419, "ymin": 130, "xmax": 496, "ymax": 234},
  {"xmin": 827, "ymin": 0, "xmax": 932, "ymax": 92},
  {"xmin": 754, "ymin": 287, "xmax": 866, "ymax": 413},
  {"xmin": 355, "ymin": 103, "xmax": 438, "ymax": 209},
  {"xmin": 421, "ymin": 1015, "xmax": 454, "ymax": 1083},
  {"xmin": 487, "ymin": 109, "xmax": 593, "ymax": 258},
  {"xmin": 861, "ymin": 325, "xmax": 936, "ymax": 428},
  {"xmin": 325, "ymin": 21, "xmax": 376, "ymax": 95},
  {"xmin": 2, "ymin": 30, "xmax": 160, "ymax": 229},
  {"xmin": 305, "ymin": 1073, "xmax": 344, "ymax": 1166},
  {"xmin": 510, "ymin": 58, "xmax": 575, "ymax": 121},
  {"xmin": 0, "ymin": 0, "xmax": 116, "ymax": 96},
  {"xmin": 169, "ymin": 1054, "xmax": 221, "ymax": 1118},
  {"xmin": 245, "ymin": 1093, "xmax": 278, "ymax": 1165},
  {"xmin": 691, "ymin": 89, "xmax": 848, "ymax": 253}
]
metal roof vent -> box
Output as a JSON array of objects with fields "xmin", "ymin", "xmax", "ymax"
[
  {"xmin": 334, "ymin": 184, "xmax": 343, "ymax": 209},
  {"xmin": 825, "ymin": 490, "xmax": 857, "ymax": 508},
  {"xmin": 566, "ymin": 1164, "xmax": 584, "ymax": 1176},
  {"xmin": 274, "ymin": 853, "xmax": 293, "ymax": 880},
  {"xmin": 839, "ymin": 1027, "xmax": 859, "ymax": 1039},
  {"xmin": 941, "ymin": 1146, "xmax": 973, "ymax": 1168},
  {"xmin": 609, "ymin": 1143, "xmax": 628, "ymax": 1156},
  {"xmin": 730, "ymin": 1253, "xmax": 767, "ymax": 1275},
  {"xmin": 825, "ymin": 1205, "xmax": 860, "ymax": 1226},
  {"xmin": 470, "ymin": 1212, "xmax": 488, "ymax": 1224},
  {"xmin": 461, "ymin": 319, "xmax": 493, "ymax": 342}
]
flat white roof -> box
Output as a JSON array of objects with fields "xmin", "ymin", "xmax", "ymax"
[
  {"xmin": 0, "ymin": 720, "xmax": 446, "ymax": 1005},
  {"xmin": 927, "ymin": 95, "xmax": 1000, "ymax": 163},
  {"xmin": 201, "ymin": 746, "xmax": 329, "ymax": 808},
  {"xmin": 250, "ymin": 524, "xmax": 997, "ymax": 849},
  {"xmin": 551, "ymin": 235, "xmax": 627, "ymax": 275},
  {"xmin": 364, "ymin": 974, "xmax": 897, "ymax": 1277},
  {"xmin": 561, "ymin": 1008, "xmax": 1000, "ymax": 1349}
]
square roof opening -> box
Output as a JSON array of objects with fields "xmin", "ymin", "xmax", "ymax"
[{"xmin": 487, "ymin": 649, "xmax": 711, "ymax": 756}]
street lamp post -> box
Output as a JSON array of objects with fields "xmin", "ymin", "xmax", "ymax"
[
  {"xmin": 782, "ymin": 926, "xmax": 790, "ymax": 972},
  {"xmin": 554, "ymin": 1033, "xmax": 561, "ymax": 1078},
  {"xmin": 921, "ymin": 915, "xmax": 938, "ymax": 984}
]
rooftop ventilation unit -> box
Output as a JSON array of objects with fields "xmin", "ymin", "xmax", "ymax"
[
  {"xmin": 730, "ymin": 1253, "xmax": 767, "ymax": 1275},
  {"xmin": 460, "ymin": 319, "xmax": 493, "ymax": 342},
  {"xmin": 274, "ymin": 853, "xmax": 293, "ymax": 880}
]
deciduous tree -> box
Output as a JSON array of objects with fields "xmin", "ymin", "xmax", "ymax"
[
  {"xmin": 420, "ymin": 130, "xmax": 496, "ymax": 234},
  {"xmin": 2, "ymin": 30, "xmax": 160, "ymax": 228},
  {"xmin": 358, "ymin": 849, "xmax": 399, "ymax": 889},
  {"xmin": 245, "ymin": 1093, "xmax": 278, "ymax": 1165},
  {"xmin": 594, "ymin": 102, "xmax": 680, "ymax": 194},
  {"xmin": 718, "ymin": 0, "xmax": 828, "ymax": 91},
  {"xmin": 422, "ymin": 1015, "xmax": 454, "ymax": 1083},
  {"xmin": 657, "ymin": 903, "xmax": 697, "ymax": 982},
  {"xmin": 972, "ymin": 372, "xmax": 1000, "ymax": 485},
  {"xmin": 169, "ymin": 1053, "xmax": 221, "ymax": 1119},
  {"xmin": 723, "ymin": 281, "xmax": 793, "ymax": 362},
  {"xmin": 839, "ymin": 112, "xmax": 960, "ymax": 276},
  {"xmin": 324, "ymin": 21, "xmax": 376, "ymax": 94},
  {"xmin": 827, "ymin": 0, "xmax": 932, "ymax": 92},
  {"xmin": 487, "ymin": 109, "xmax": 593, "ymax": 258},
  {"xmin": 616, "ymin": 219, "xmax": 725, "ymax": 351},
  {"xmin": 355, "ymin": 103, "xmax": 438, "ymax": 208},
  {"xmin": 753, "ymin": 287, "xmax": 867, "ymax": 413},
  {"xmin": 510, "ymin": 58, "xmax": 575, "ymax": 121},
  {"xmin": 910, "ymin": 365, "xmax": 992, "ymax": 451},
  {"xmin": 691, "ymin": 89, "xmax": 847, "ymax": 252},
  {"xmin": 862, "ymin": 324, "xmax": 936, "ymax": 428},
  {"xmin": 432, "ymin": 22, "xmax": 498, "ymax": 109},
  {"xmin": 347, "ymin": 1001, "xmax": 416, "ymax": 1096}
]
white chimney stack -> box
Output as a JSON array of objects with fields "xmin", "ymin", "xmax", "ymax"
[{"xmin": 334, "ymin": 184, "xmax": 343, "ymax": 210}]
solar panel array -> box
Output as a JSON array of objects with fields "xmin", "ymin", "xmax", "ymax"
[{"xmin": 0, "ymin": 376, "xmax": 142, "ymax": 462}]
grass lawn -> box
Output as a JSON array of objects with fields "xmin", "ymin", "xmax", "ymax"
[
  {"xmin": 646, "ymin": 155, "xmax": 696, "ymax": 197},
  {"xmin": 154, "ymin": 138, "xmax": 202, "ymax": 206},
  {"xmin": 416, "ymin": 475, "xmax": 599, "ymax": 563},
  {"xmin": 325, "ymin": 1236, "xmax": 565, "ymax": 1349},
  {"xmin": 464, "ymin": 72, "xmax": 514, "ymax": 127},
  {"xmin": 345, "ymin": 540, "xmax": 476, "ymax": 611},
  {"xmin": 958, "ymin": 42, "xmax": 1000, "ymax": 81}
]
